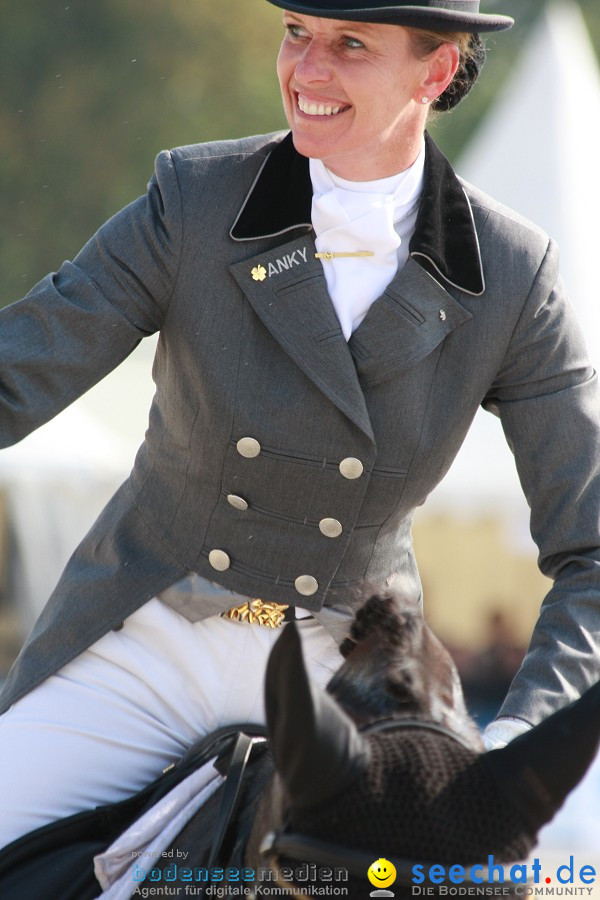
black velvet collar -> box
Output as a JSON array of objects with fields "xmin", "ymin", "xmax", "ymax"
[{"xmin": 230, "ymin": 132, "xmax": 484, "ymax": 296}]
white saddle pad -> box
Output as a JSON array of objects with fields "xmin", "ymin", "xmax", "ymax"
[{"xmin": 94, "ymin": 758, "xmax": 224, "ymax": 899}]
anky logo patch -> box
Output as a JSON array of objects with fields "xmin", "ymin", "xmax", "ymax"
[{"xmin": 250, "ymin": 247, "xmax": 308, "ymax": 281}]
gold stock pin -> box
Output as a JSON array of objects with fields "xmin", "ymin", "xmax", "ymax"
[{"xmin": 315, "ymin": 250, "xmax": 375, "ymax": 261}]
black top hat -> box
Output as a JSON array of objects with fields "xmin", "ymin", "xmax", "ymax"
[{"xmin": 265, "ymin": 0, "xmax": 514, "ymax": 33}]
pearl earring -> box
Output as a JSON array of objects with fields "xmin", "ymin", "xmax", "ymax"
[{"xmin": 421, "ymin": 96, "xmax": 430, "ymax": 104}]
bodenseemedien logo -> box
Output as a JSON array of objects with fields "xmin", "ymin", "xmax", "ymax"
[{"xmin": 368, "ymin": 858, "xmax": 397, "ymax": 897}]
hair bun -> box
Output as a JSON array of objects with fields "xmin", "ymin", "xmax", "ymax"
[{"xmin": 433, "ymin": 34, "xmax": 486, "ymax": 112}]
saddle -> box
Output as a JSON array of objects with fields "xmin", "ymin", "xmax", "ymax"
[{"xmin": 0, "ymin": 724, "xmax": 268, "ymax": 900}]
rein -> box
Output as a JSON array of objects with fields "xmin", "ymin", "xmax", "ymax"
[{"xmin": 209, "ymin": 731, "xmax": 270, "ymax": 864}]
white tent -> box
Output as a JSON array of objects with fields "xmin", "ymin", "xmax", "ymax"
[
  {"xmin": 0, "ymin": 336, "xmax": 157, "ymax": 629},
  {"xmin": 457, "ymin": 0, "xmax": 600, "ymax": 349}
]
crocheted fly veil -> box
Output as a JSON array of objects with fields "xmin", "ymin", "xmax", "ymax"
[
  {"xmin": 286, "ymin": 729, "xmax": 534, "ymax": 870},
  {"xmin": 255, "ymin": 594, "xmax": 600, "ymax": 899}
]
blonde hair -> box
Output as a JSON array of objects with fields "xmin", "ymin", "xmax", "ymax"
[{"xmin": 408, "ymin": 29, "xmax": 473, "ymax": 60}]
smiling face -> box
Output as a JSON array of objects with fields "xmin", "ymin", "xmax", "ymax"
[{"xmin": 276, "ymin": 13, "xmax": 458, "ymax": 180}]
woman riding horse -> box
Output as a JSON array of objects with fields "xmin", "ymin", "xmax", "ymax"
[{"xmin": 1, "ymin": 0, "xmax": 600, "ymax": 856}]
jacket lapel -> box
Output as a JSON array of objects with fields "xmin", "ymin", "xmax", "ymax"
[
  {"xmin": 230, "ymin": 131, "xmax": 485, "ymax": 298},
  {"xmin": 229, "ymin": 235, "xmax": 374, "ymax": 442},
  {"xmin": 230, "ymin": 132, "xmax": 313, "ymax": 242},
  {"xmin": 348, "ymin": 257, "xmax": 473, "ymax": 387},
  {"xmin": 229, "ymin": 131, "xmax": 483, "ymax": 427}
]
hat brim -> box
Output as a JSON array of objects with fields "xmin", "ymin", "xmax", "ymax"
[{"xmin": 266, "ymin": 1, "xmax": 514, "ymax": 33}]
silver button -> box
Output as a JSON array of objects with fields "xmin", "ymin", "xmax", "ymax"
[
  {"xmin": 295, "ymin": 575, "xmax": 319, "ymax": 596},
  {"xmin": 236, "ymin": 437, "xmax": 261, "ymax": 458},
  {"xmin": 319, "ymin": 518, "xmax": 343, "ymax": 539},
  {"xmin": 227, "ymin": 494, "xmax": 249, "ymax": 511},
  {"xmin": 208, "ymin": 549, "xmax": 231, "ymax": 572},
  {"xmin": 339, "ymin": 457, "xmax": 364, "ymax": 480}
]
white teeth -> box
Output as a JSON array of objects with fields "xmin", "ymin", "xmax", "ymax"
[{"xmin": 298, "ymin": 95, "xmax": 345, "ymax": 116}]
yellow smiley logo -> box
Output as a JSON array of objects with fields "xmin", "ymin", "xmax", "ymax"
[{"xmin": 368, "ymin": 858, "xmax": 397, "ymax": 889}]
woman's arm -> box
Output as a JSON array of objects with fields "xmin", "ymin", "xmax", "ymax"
[
  {"xmin": 483, "ymin": 241, "xmax": 600, "ymax": 726},
  {"xmin": 0, "ymin": 149, "xmax": 182, "ymax": 446}
]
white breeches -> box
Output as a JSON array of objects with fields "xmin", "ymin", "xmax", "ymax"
[{"xmin": 0, "ymin": 598, "xmax": 342, "ymax": 849}]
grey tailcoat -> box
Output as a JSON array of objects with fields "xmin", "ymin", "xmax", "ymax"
[{"xmin": 1, "ymin": 132, "xmax": 599, "ymax": 725}]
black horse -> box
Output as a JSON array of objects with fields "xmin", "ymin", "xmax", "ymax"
[
  {"xmin": 2, "ymin": 590, "xmax": 600, "ymax": 899},
  {"xmin": 145, "ymin": 591, "xmax": 600, "ymax": 898}
]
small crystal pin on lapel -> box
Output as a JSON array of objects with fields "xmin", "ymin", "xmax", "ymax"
[
  {"xmin": 315, "ymin": 250, "xmax": 375, "ymax": 261},
  {"xmin": 439, "ymin": 309, "xmax": 447, "ymax": 321},
  {"xmin": 251, "ymin": 265, "xmax": 267, "ymax": 282}
]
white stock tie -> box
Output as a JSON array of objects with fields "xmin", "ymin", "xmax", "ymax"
[{"xmin": 310, "ymin": 146, "xmax": 425, "ymax": 340}]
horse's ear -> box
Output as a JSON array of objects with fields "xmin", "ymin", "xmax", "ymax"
[
  {"xmin": 484, "ymin": 681, "xmax": 600, "ymax": 829},
  {"xmin": 265, "ymin": 622, "xmax": 370, "ymax": 810}
]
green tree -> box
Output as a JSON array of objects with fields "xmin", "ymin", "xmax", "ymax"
[{"xmin": 0, "ymin": 0, "xmax": 285, "ymax": 304}]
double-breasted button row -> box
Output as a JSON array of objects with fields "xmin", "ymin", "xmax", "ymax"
[
  {"xmin": 236, "ymin": 437, "xmax": 364, "ymax": 481},
  {"xmin": 222, "ymin": 438, "xmax": 363, "ymax": 597},
  {"xmin": 208, "ymin": 549, "xmax": 319, "ymax": 596},
  {"xmin": 226, "ymin": 494, "xmax": 343, "ymax": 540}
]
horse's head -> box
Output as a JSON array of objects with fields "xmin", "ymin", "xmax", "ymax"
[
  {"xmin": 246, "ymin": 590, "xmax": 600, "ymax": 898},
  {"xmin": 328, "ymin": 590, "xmax": 481, "ymax": 744}
]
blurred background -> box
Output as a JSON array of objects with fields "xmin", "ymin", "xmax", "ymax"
[{"xmin": 1, "ymin": 0, "xmax": 600, "ymax": 874}]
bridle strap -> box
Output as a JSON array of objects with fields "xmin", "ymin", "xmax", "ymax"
[
  {"xmin": 263, "ymin": 832, "xmax": 486, "ymax": 889},
  {"xmin": 361, "ymin": 716, "xmax": 480, "ymax": 752},
  {"xmin": 261, "ymin": 831, "xmax": 419, "ymax": 883}
]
